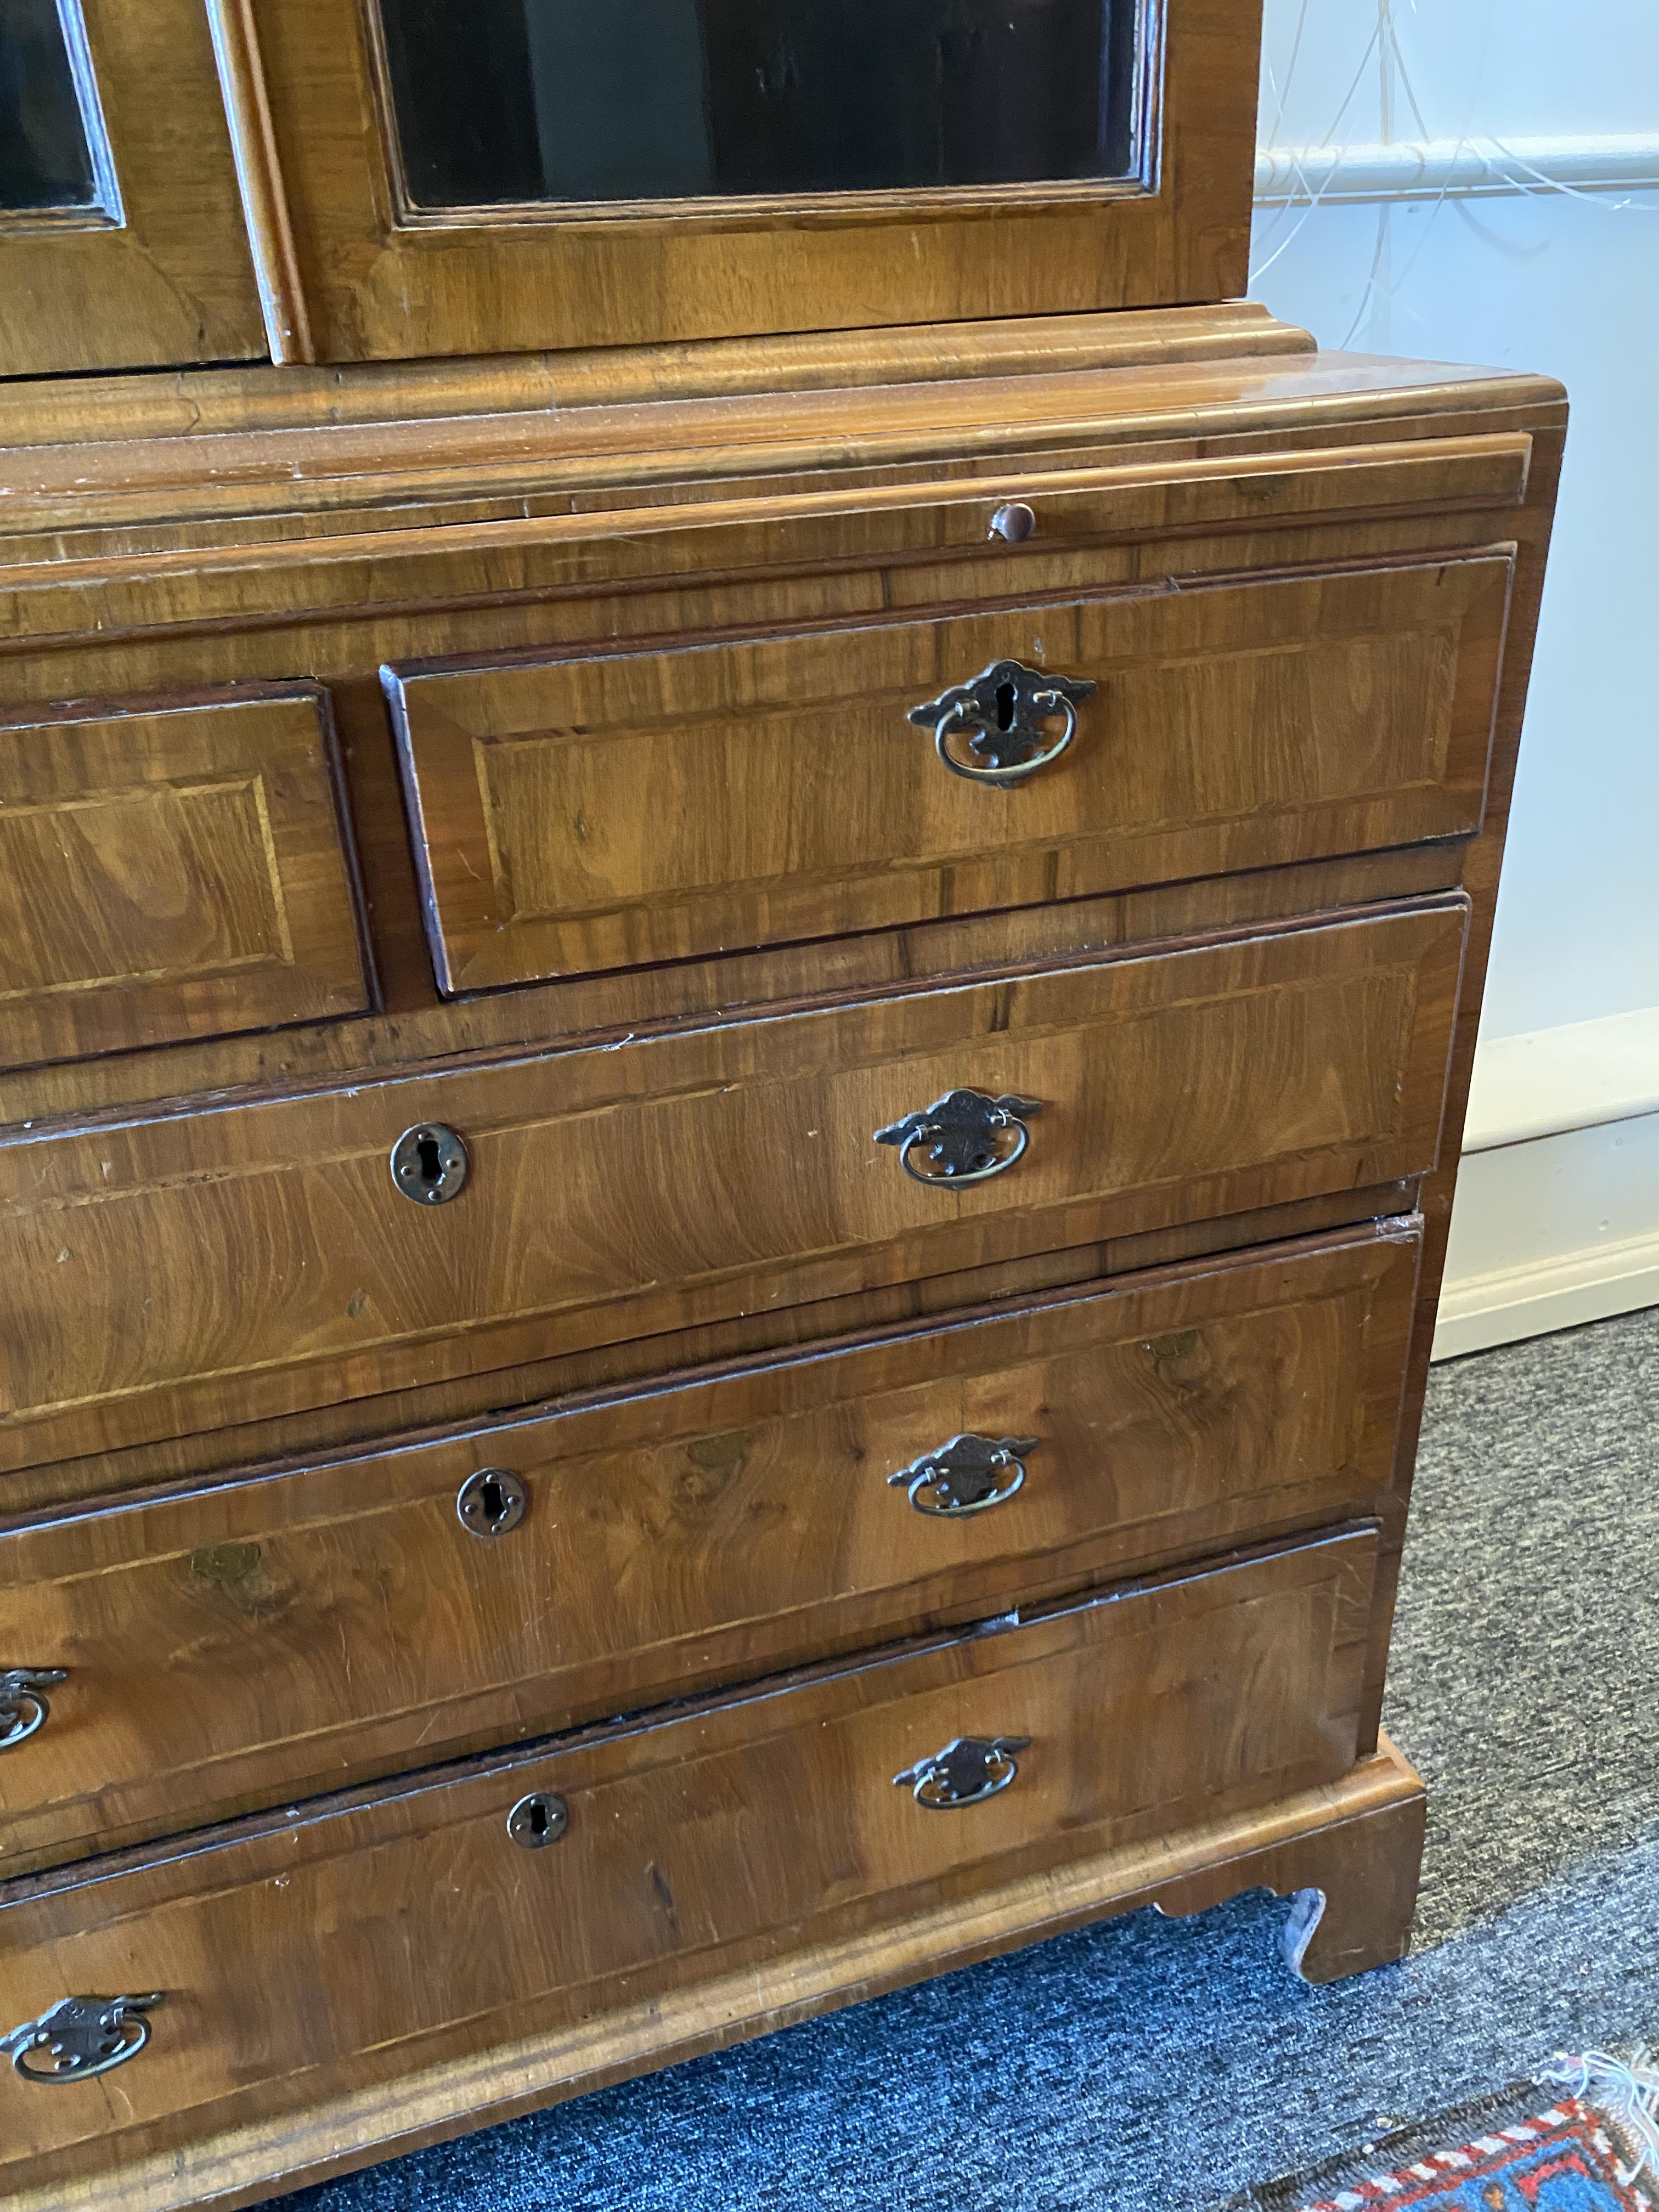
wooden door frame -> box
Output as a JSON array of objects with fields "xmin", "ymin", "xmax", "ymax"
[
  {"xmin": 233, "ymin": 0, "xmax": 1262, "ymax": 365},
  {"xmin": 0, "ymin": 0, "xmax": 264, "ymax": 377}
]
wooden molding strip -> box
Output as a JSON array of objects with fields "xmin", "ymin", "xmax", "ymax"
[
  {"xmin": 0, "ymin": 440, "xmax": 1533, "ymax": 646},
  {"xmin": 0, "ymin": 304, "xmax": 1312, "ymax": 450},
  {"xmin": 200, "ymin": 0, "xmax": 315, "ymax": 365}
]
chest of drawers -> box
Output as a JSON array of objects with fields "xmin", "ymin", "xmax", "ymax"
[{"xmin": 0, "ymin": 310, "xmax": 1561, "ymax": 2208}]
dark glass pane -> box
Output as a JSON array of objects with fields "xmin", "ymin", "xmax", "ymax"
[
  {"xmin": 0, "ymin": 0, "xmax": 100, "ymax": 213},
  {"xmin": 379, "ymin": 0, "xmax": 1138, "ymax": 211}
]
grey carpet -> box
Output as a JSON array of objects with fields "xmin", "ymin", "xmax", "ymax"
[
  {"xmin": 1389, "ymin": 1304, "xmax": 1659, "ymax": 1948},
  {"xmin": 292, "ymin": 1302, "xmax": 1659, "ymax": 2211}
]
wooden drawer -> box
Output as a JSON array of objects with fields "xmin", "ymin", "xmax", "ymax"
[
  {"xmin": 0, "ymin": 1528, "xmax": 1376, "ymax": 2189},
  {"xmin": 384, "ymin": 555, "xmax": 1510, "ymax": 992},
  {"xmin": 0, "ymin": 1223, "xmax": 1418, "ymax": 1874},
  {"xmin": 0, "ymin": 899, "xmax": 1464, "ymax": 1470},
  {"xmin": 0, "ymin": 688, "xmax": 370, "ymax": 1071}
]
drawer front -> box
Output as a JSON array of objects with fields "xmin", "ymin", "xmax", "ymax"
[
  {"xmin": 0, "ymin": 1224, "xmax": 1418, "ymax": 1872},
  {"xmin": 0, "ymin": 900, "xmax": 1464, "ymax": 1468},
  {"xmin": 385, "ymin": 555, "xmax": 1510, "ymax": 992},
  {"xmin": 0, "ymin": 689, "xmax": 369, "ymax": 1071},
  {"xmin": 0, "ymin": 1530, "xmax": 1376, "ymax": 2182}
]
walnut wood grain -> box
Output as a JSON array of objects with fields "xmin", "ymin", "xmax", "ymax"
[
  {"xmin": 0, "ymin": 1735, "xmax": 1421, "ymax": 2212},
  {"xmin": 1150, "ymin": 1726, "xmax": 1426, "ymax": 1982},
  {"xmin": 0, "ymin": 363, "xmax": 1564, "ymax": 1888},
  {"xmin": 387, "ymin": 555, "xmax": 1511, "ymax": 991},
  {"xmin": 0, "ymin": 847, "xmax": 1463, "ymax": 1139},
  {"xmin": 0, "ymin": 900, "xmax": 1464, "ymax": 1470},
  {"xmin": 0, "ymin": 1222, "xmax": 1418, "ymax": 1875},
  {"xmin": 0, "ymin": 452, "xmax": 1529, "ymax": 1070},
  {"xmin": 0, "ymin": 1528, "xmax": 1376, "ymax": 2194},
  {"xmin": 201, "ymin": 0, "xmax": 314, "ymax": 363},
  {"xmin": 0, "ymin": 1185, "xmax": 1423, "ymax": 1519},
  {"xmin": 244, "ymin": 0, "xmax": 1260, "ymax": 364},
  {"xmin": 0, "ymin": 304, "xmax": 1317, "ymax": 450},
  {"xmin": 0, "ymin": 410, "xmax": 1531, "ymax": 552},
  {"xmin": 0, "ymin": 0, "xmax": 263, "ymax": 379},
  {"xmin": 0, "ymin": 370, "xmax": 1553, "ymax": 1101},
  {"xmin": 0, "ymin": 687, "xmax": 370, "ymax": 1071},
  {"xmin": 0, "ymin": 417, "xmax": 1538, "ymax": 587}
]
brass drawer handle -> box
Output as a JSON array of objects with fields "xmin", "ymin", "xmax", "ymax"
[
  {"xmin": 908, "ymin": 658, "xmax": 1096, "ymax": 785},
  {"xmin": 893, "ymin": 1735, "xmax": 1031, "ymax": 1809},
  {"xmin": 3, "ymin": 1994, "xmax": 162, "ymax": 2084},
  {"xmin": 874, "ymin": 1088, "xmax": 1041, "ymax": 1186},
  {"xmin": 889, "ymin": 1435, "xmax": 1037, "ymax": 1516},
  {"xmin": 0, "ymin": 1668, "xmax": 67, "ymax": 1751}
]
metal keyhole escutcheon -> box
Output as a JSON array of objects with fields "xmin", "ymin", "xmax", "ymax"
[
  {"xmin": 507, "ymin": 1792, "xmax": 569, "ymax": 1849},
  {"xmin": 391, "ymin": 1122, "xmax": 469, "ymax": 1204},
  {"xmin": 456, "ymin": 1467, "xmax": 528, "ymax": 1538},
  {"xmin": 907, "ymin": 658, "xmax": 1096, "ymax": 785},
  {"xmin": 888, "ymin": 1435, "xmax": 1037, "ymax": 1516},
  {"xmin": 874, "ymin": 1088, "xmax": 1041, "ymax": 1186}
]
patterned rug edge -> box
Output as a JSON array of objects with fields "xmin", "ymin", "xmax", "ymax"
[{"xmin": 1206, "ymin": 2050, "xmax": 1659, "ymax": 2212}]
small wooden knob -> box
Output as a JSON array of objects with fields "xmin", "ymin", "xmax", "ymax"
[{"xmin": 989, "ymin": 503, "xmax": 1036, "ymax": 543}]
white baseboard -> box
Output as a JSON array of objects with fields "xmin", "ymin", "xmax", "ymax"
[
  {"xmin": 1463, "ymin": 1008, "xmax": 1659, "ymax": 1150},
  {"xmin": 1434, "ymin": 1217, "xmax": 1659, "ymax": 1362},
  {"xmin": 1432, "ymin": 1010, "xmax": 1659, "ymax": 1361}
]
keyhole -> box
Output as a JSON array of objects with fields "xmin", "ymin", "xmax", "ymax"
[
  {"xmin": 507, "ymin": 1790, "xmax": 568, "ymax": 1848},
  {"xmin": 391, "ymin": 1122, "xmax": 469, "ymax": 1205},
  {"xmin": 995, "ymin": 679, "xmax": 1017, "ymax": 731},
  {"xmin": 456, "ymin": 1465, "xmax": 527, "ymax": 1537}
]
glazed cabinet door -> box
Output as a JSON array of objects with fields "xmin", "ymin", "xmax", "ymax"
[
  {"xmin": 232, "ymin": 0, "xmax": 1259, "ymax": 362},
  {"xmin": 0, "ymin": 0, "xmax": 264, "ymax": 376}
]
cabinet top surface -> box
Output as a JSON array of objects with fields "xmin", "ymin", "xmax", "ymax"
[{"xmin": 0, "ymin": 312, "xmax": 1565, "ymax": 529}]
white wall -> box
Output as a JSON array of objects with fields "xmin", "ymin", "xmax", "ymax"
[{"xmin": 1249, "ymin": 1, "xmax": 1659, "ymax": 1352}]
